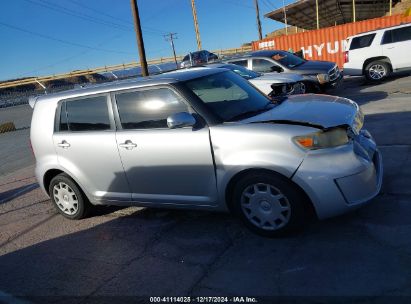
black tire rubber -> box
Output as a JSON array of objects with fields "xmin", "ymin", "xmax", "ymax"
[
  {"xmin": 49, "ymin": 173, "xmax": 90, "ymax": 220},
  {"xmin": 231, "ymin": 172, "xmax": 309, "ymax": 237},
  {"xmin": 365, "ymin": 61, "xmax": 390, "ymax": 82}
]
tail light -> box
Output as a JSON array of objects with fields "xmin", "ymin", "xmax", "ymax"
[{"xmin": 344, "ymin": 51, "xmax": 349, "ymax": 63}]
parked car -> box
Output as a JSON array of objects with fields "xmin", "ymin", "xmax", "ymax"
[
  {"xmin": 224, "ymin": 50, "xmax": 342, "ymax": 92},
  {"xmin": 343, "ymin": 23, "xmax": 411, "ymax": 82},
  {"xmin": 30, "ymin": 68, "xmax": 382, "ymax": 237},
  {"xmin": 180, "ymin": 50, "xmax": 218, "ymax": 68},
  {"xmin": 205, "ymin": 63, "xmax": 306, "ymax": 97}
]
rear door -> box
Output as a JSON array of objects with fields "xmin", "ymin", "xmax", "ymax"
[
  {"xmin": 382, "ymin": 25, "xmax": 411, "ymax": 70},
  {"xmin": 53, "ymin": 94, "xmax": 131, "ymax": 203},
  {"xmin": 113, "ymin": 86, "xmax": 218, "ymax": 206}
]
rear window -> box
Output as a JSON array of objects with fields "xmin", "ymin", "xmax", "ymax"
[{"xmin": 350, "ymin": 34, "xmax": 375, "ymax": 50}]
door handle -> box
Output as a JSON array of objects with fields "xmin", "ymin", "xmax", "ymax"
[
  {"xmin": 57, "ymin": 140, "xmax": 70, "ymax": 149},
  {"xmin": 387, "ymin": 46, "xmax": 395, "ymax": 49},
  {"xmin": 119, "ymin": 140, "xmax": 137, "ymax": 150}
]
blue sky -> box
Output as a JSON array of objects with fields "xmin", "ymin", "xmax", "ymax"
[{"xmin": 0, "ymin": 0, "xmax": 291, "ymax": 81}]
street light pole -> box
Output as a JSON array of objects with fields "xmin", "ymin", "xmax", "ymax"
[{"xmin": 130, "ymin": 0, "xmax": 149, "ymax": 77}]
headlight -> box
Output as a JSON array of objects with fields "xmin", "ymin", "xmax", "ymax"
[
  {"xmin": 293, "ymin": 128, "xmax": 349, "ymax": 150},
  {"xmin": 317, "ymin": 73, "xmax": 330, "ymax": 84}
]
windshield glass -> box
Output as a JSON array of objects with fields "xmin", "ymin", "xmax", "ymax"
[
  {"xmin": 222, "ymin": 64, "xmax": 261, "ymax": 79},
  {"xmin": 184, "ymin": 71, "xmax": 274, "ymax": 122},
  {"xmin": 271, "ymin": 51, "xmax": 305, "ymax": 68}
]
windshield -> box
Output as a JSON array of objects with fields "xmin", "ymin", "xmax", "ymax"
[
  {"xmin": 184, "ymin": 71, "xmax": 275, "ymax": 122},
  {"xmin": 222, "ymin": 64, "xmax": 261, "ymax": 79},
  {"xmin": 271, "ymin": 51, "xmax": 305, "ymax": 68}
]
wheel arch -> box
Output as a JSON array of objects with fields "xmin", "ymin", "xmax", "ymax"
[
  {"xmin": 43, "ymin": 169, "xmax": 90, "ymax": 203},
  {"xmin": 224, "ymin": 168, "xmax": 317, "ymax": 218},
  {"xmin": 362, "ymin": 57, "xmax": 392, "ymax": 74}
]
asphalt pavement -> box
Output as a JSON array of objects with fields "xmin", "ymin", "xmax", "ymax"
[{"xmin": 0, "ymin": 74, "xmax": 411, "ymax": 303}]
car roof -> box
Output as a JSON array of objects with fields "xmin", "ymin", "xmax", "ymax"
[
  {"xmin": 225, "ymin": 50, "xmax": 286, "ymax": 60},
  {"xmin": 348, "ymin": 22, "xmax": 411, "ymax": 38},
  {"xmin": 35, "ymin": 67, "xmax": 224, "ymax": 103}
]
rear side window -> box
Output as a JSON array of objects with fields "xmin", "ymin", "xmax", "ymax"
[
  {"xmin": 229, "ymin": 60, "xmax": 248, "ymax": 67},
  {"xmin": 115, "ymin": 88, "xmax": 189, "ymax": 129},
  {"xmin": 58, "ymin": 95, "xmax": 111, "ymax": 132},
  {"xmin": 392, "ymin": 25, "xmax": 411, "ymax": 43},
  {"xmin": 350, "ymin": 34, "xmax": 375, "ymax": 50},
  {"xmin": 382, "ymin": 26, "xmax": 411, "ymax": 44}
]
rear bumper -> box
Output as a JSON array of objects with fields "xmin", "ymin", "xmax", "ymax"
[
  {"xmin": 292, "ymin": 134, "xmax": 383, "ymax": 219},
  {"xmin": 343, "ymin": 64, "xmax": 363, "ymax": 76}
]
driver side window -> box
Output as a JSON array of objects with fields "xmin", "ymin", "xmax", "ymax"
[
  {"xmin": 252, "ymin": 59, "xmax": 278, "ymax": 73},
  {"xmin": 115, "ymin": 88, "xmax": 189, "ymax": 130}
]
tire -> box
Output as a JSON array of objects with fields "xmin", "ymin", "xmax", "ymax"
[
  {"xmin": 49, "ymin": 173, "xmax": 90, "ymax": 220},
  {"xmin": 231, "ymin": 172, "xmax": 309, "ymax": 237},
  {"xmin": 365, "ymin": 61, "xmax": 390, "ymax": 82}
]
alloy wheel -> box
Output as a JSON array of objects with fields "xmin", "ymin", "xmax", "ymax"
[
  {"xmin": 53, "ymin": 182, "xmax": 79, "ymax": 215},
  {"xmin": 369, "ymin": 64, "xmax": 386, "ymax": 80}
]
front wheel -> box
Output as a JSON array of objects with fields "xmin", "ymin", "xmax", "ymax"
[
  {"xmin": 231, "ymin": 172, "xmax": 309, "ymax": 237},
  {"xmin": 365, "ymin": 61, "xmax": 390, "ymax": 82}
]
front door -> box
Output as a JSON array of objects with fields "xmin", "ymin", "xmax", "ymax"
[
  {"xmin": 53, "ymin": 94, "xmax": 131, "ymax": 203},
  {"xmin": 113, "ymin": 86, "xmax": 218, "ymax": 206}
]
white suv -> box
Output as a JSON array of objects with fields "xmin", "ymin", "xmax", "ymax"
[{"xmin": 343, "ymin": 23, "xmax": 411, "ymax": 81}]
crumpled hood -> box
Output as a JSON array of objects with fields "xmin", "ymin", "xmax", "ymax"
[
  {"xmin": 255, "ymin": 72, "xmax": 304, "ymax": 83},
  {"xmin": 241, "ymin": 94, "xmax": 363, "ymax": 131},
  {"xmin": 295, "ymin": 60, "xmax": 336, "ymax": 74}
]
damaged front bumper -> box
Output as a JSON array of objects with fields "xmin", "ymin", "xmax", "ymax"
[{"xmin": 292, "ymin": 129, "xmax": 383, "ymax": 219}]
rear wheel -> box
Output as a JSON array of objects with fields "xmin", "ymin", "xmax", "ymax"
[
  {"xmin": 365, "ymin": 61, "xmax": 390, "ymax": 82},
  {"xmin": 231, "ymin": 172, "xmax": 309, "ymax": 237},
  {"xmin": 49, "ymin": 173, "xmax": 90, "ymax": 220}
]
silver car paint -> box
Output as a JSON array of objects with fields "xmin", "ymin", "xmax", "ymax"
[{"xmin": 30, "ymin": 68, "xmax": 382, "ymax": 219}]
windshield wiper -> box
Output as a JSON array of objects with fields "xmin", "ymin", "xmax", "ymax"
[{"xmin": 226, "ymin": 102, "xmax": 274, "ymax": 122}]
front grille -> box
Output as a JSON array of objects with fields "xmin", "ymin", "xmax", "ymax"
[{"xmin": 328, "ymin": 65, "xmax": 340, "ymax": 81}]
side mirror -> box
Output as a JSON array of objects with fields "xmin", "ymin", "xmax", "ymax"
[
  {"xmin": 270, "ymin": 65, "xmax": 283, "ymax": 73},
  {"xmin": 167, "ymin": 112, "xmax": 196, "ymax": 129}
]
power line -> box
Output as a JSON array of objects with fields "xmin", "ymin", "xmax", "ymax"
[
  {"xmin": 0, "ymin": 21, "xmax": 134, "ymax": 55},
  {"xmin": 66, "ymin": 0, "xmax": 131, "ymax": 26},
  {"xmin": 23, "ymin": 0, "xmax": 131, "ymax": 31},
  {"xmin": 224, "ymin": 0, "xmax": 254, "ymax": 9},
  {"xmin": 66, "ymin": 0, "xmax": 167, "ymax": 34},
  {"xmin": 20, "ymin": 0, "xmax": 166, "ymax": 35},
  {"xmin": 16, "ymin": 34, "xmax": 125, "ymax": 78}
]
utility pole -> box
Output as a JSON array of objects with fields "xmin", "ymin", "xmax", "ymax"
[
  {"xmin": 130, "ymin": 0, "xmax": 148, "ymax": 77},
  {"xmin": 282, "ymin": 0, "xmax": 288, "ymax": 35},
  {"xmin": 254, "ymin": 0, "xmax": 263, "ymax": 40},
  {"xmin": 190, "ymin": 0, "xmax": 202, "ymax": 50},
  {"xmin": 164, "ymin": 33, "xmax": 179, "ymax": 69}
]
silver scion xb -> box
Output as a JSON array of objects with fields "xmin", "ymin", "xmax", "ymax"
[{"xmin": 30, "ymin": 68, "xmax": 383, "ymax": 236}]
